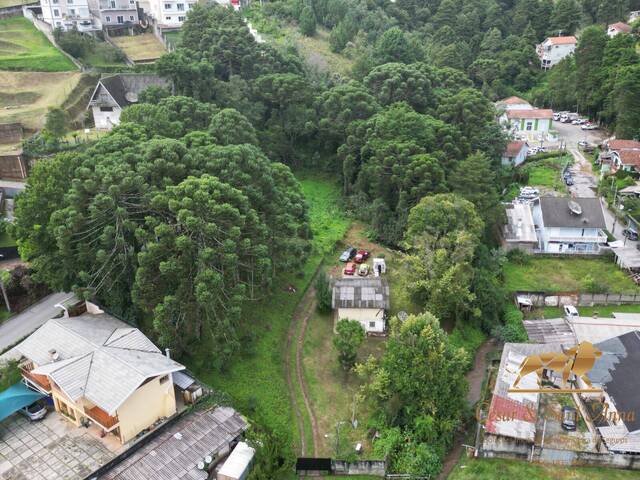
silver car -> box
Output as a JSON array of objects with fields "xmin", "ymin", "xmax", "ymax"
[{"xmin": 20, "ymin": 400, "xmax": 48, "ymax": 421}]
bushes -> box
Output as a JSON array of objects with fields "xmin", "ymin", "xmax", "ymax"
[
  {"xmin": 506, "ymin": 248, "xmax": 531, "ymax": 266},
  {"xmin": 315, "ymin": 273, "xmax": 332, "ymax": 313},
  {"xmin": 493, "ymin": 304, "xmax": 528, "ymax": 342},
  {"xmin": 54, "ymin": 28, "xmax": 125, "ymax": 67},
  {"xmin": 333, "ymin": 319, "xmax": 365, "ymax": 369}
]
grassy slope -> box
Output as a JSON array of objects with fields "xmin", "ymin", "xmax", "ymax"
[
  {"xmin": 504, "ymin": 257, "xmax": 639, "ymax": 293},
  {"xmin": 186, "ymin": 173, "xmax": 349, "ymax": 453},
  {"xmin": 449, "ymin": 457, "xmax": 640, "ymax": 479},
  {"xmin": 521, "ymin": 156, "xmax": 569, "ymax": 191},
  {"xmin": 0, "ymin": 17, "xmax": 75, "ymax": 72}
]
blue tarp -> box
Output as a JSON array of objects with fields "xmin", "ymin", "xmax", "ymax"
[{"xmin": 0, "ymin": 382, "xmax": 45, "ymax": 422}]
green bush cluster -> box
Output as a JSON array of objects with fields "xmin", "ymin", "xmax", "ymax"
[{"xmin": 493, "ymin": 304, "xmax": 528, "ymax": 343}]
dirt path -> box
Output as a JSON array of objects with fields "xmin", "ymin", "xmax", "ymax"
[
  {"xmin": 437, "ymin": 338, "xmax": 499, "ymax": 480},
  {"xmin": 285, "ymin": 274, "xmax": 323, "ymax": 458}
]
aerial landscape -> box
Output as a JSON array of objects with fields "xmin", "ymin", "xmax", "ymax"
[{"xmin": 0, "ymin": 0, "xmax": 640, "ymax": 479}]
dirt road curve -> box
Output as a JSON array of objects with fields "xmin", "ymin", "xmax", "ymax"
[{"xmin": 437, "ymin": 338, "xmax": 499, "ymax": 480}]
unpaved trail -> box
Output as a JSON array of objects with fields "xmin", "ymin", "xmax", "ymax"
[
  {"xmin": 285, "ymin": 272, "xmax": 323, "ymax": 458},
  {"xmin": 438, "ymin": 338, "xmax": 499, "ymax": 479}
]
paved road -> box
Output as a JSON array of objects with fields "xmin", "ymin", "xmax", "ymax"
[{"xmin": 0, "ymin": 292, "xmax": 74, "ymax": 352}]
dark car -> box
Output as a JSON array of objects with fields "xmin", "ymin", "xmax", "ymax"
[
  {"xmin": 561, "ymin": 406, "xmax": 577, "ymax": 431},
  {"xmin": 624, "ymin": 228, "xmax": 639, "ymax": 241},
  {"xmin": 339, "ymin": 247, "xmax": 356, "ymax": 262},
  {"xmin": 565, "ymin": 177, "xmax": 574, "ymax": 186}
]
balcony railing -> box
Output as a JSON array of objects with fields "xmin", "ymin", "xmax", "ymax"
[
  {"xmin": 547, "ymin": 235, "xmax": 608, "ymax": 244},
  {"xmin": 85, "ymin": 405, "xmax": 119, "ymax": 430},
  {"xmin": 21, "ymin": 361, "xmax": 51, "ymax": 393}
]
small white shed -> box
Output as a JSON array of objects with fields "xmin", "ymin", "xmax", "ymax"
[
  {"xmin": 217, "ymin": 441, "xmax": 255, "ymax": 480},
  {"xmin": 332, "ymin": 277, "xmax": 390, "ymax": 334},
  {"xmin": 372, "ymin": 258, "xmax": 386, "ymax": 276}
]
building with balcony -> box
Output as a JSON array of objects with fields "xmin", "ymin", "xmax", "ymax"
[
  {"xmin": 532, "ymin": 196, "xmax": 607, "ymax": 254},
  {"xmin": 12, "ymin": 304, "xmax": 186, "ymax": 444},
  {"xmin": 140, "ymin": 0, "xmax": 197, "ymax": 30},
  {"xmin": 40, "ymin": 0, "xmax": 98, "ymax": 31},
  {"xmin": 536, "ymin": 36, "xmax": 577, "ymax": 70},
  {"xmin": 87, "ymin": 0, "xmax": 139, "ymax": 27},
  {"xmin": 88, "ymin": 73, "xmax": 171, "ymax": 130}
]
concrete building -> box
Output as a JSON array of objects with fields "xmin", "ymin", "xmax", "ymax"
[
  {"xmin": 141, "ymin": 0, "xmax": 197, "ymax": 30},
  {"xmin": 88, "ymin": 74, "xmax": 171, "ymax": 130},
  {"xmin": 502, "ymin": 141, "xmax": 528, "ymax": 167},
  {"xmin": 495, "ymin": 96, "xmax": 533, "ymax": 112},
  {"xmin": 502, "ymin": 202, "xmax": 538, "ymax": 252},
  {"xmin": 537, "ymin": 36, "xmax": 577, "ymax": 69},
  {"xmin": 608, "ymin": 22, "xmax": 632, "ymax": 38},
  {"xmin": 13, "ymin": 302, "xmax": 186, "ymax": 444},
  {"xmin": 332, "ymin": 277, "xmax": 389, "ymax": 334},
  {"xmin": 501, "ymin": 108, "xmax": 554, "ymax": 142},
  {"xmin": 531, "ymin": 197, "xmax": 607, "ymax": 254},
  {"xmin": 87, "ymin": 0, "xmax": 139, "ymax": 28},
  {"xmin": 40, "ymin": 0, "xmax": 97, "ymax": 31}
]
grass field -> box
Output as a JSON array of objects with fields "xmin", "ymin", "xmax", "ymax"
[
  {"xmin": 449, "ymin": 456, "xmax": 640, "ymax": 479},
  {"xmin": 504, "ymin": 257, "xmax": 639, "ymax": 293},
  {"xmin": 0, "ymin": 0, "xmax": 31, "ymax": 7},
  {"xmin": 186, "ymin": 174, "xmax": 349, "ymax": 456},
  {"xmin": 110, "ymin": 33, "xmax": 166, "ymax": 63},
  {"xmin": 520, "ymin": 155, "xmax": 571, "ymax": 192},
  {"xmin": 280, "ymin": 26, "xmax": 354, "ymax": 76},
  {"xmin": 0, "ymin": 71, "xmax": 82, "ymax": 130},
  {"xmin": 0, "ymin": 17, "xmax": 76, "ymax": 71},
  {"xmin": 542, "ymin": 303, "xmax": 640, "ymax": 319}
]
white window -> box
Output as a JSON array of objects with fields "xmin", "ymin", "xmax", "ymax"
[
  {"xmin": 56, "ymin": 20, "xmax": 62, "ymax": 25},
  {"xmin": 369, "ymin": 321, "xmax": 376, "ymax": 328},
  {"xmin": 53, "ymin": 8, "xmax": 60, "ymax": 16},
  {"xmin": 177, "ymin": 3, "xmax": 184, "ymax": 10},
  {"xmin": 105, "ymin": 15, "xmax": 111, "ymax": 21},
  {"xmin": 164, "ymin": 2, "xmax": 170, "ymax": 8},
  {"xmin": 67, "ymin": 0, "xmax": 72, "ymax": 4},
  {"xmin": 129, "ymin": 0, "xmax": 134, "ymax": 3},
  {"xmin": 178, "ymin": 15, "xmax": 185, "ymax": 21},
  {"xmin": 165, "ymin": 15, "xmax": 171, "ymax": 20},
  {"xmin": 526, "ymin": 122, "xmax": 533, "ymax": 131},
  {"xmin": 69, "ymin": 8, "xmax": 75, "ymax": 14},
  {"xmin": 52, "ymin": 0, "xmax": 58, "ymax": 3},
  {"xmin": 117, "ymin": 15, "xmax": 124, "ymax": 23},
  {"xmin": 110, "ymin": 0, "xmax": 115, "ymax": 6},
  {"xmin": 129, "ymin": 15, "xmax": 134, "ymax": 20}
]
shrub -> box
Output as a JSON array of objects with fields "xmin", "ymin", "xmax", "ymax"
[
  {"xmin": 506, "ymin": 248, "xmax": 531, "ymax": 265},
  {"xmin": 581, "ymin": 274, "xmax": 609, "ymax": 294},
  {"xmin": 315, "ymin": 273, "xmax": 332, "ymax": 313},
  {"xmin": 298, "ymin": 5, "xmax": 316, "ymax": 36},
  {"xmin": 493, "ymin": 304, "xmax": 528, "ymax": 342},
  {"xmin": 333, "ymin": 319, "xmax": 365, "ymax": 369},
  {"xmin": 0, "ymin": 361, "xmax": 21, "ymax": 391}
]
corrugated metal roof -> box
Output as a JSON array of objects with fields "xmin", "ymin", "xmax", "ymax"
[
  {"xmin": 569, "ymin": 316, "xmax": 640, "ymax": 344},
  {"xmin": 218, "ymin": 441, "xmax": 255, "ymax": 477},
  {"xmin": 19, "ymin": 313, "xmax": 185, "ymax": 415},
  {"xmin": 332, "ymin": 278, "xmax": 390, "ymax": 310},
  {"xmin": 523, "ymin": 318, "xmax": 576, "ymax": 344},
  {"xmin": 173, "ymin": 371, "xmax": 196, "ymax": 390}
]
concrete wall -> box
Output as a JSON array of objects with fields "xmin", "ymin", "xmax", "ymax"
[
  {"xmin": 332, "ymin": 460, "xmax": 386, "ymax": 476},
  {"xmin": 337, "ymin": 308, "xmax": 385, "ymax": 333},
  {"xmin": 514, "ymin": 291, "xmax": 640, "ymax": 308},
  {"xmin": 116, "ymin": 373, "xmax": 177, "ymax": 443}
]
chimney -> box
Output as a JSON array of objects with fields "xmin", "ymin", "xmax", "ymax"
[
  {"xmin": 49, "ymin": 349, "xmax": 59, "ymax": 361},
  {"xmin": 165, "ymin": 348, "xmax": 171, "ymax": 359}
]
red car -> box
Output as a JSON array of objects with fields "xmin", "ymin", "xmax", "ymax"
[
  {"xmin": 344, "ymin": 262, "xmax": 356, "ymax": 275},
  {"xmin": 354, "ymin": 250, "xmax": 369, "ymax": 264}
]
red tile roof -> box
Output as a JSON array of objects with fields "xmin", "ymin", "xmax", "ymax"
[
  {"xmin": 546, "ymin": 36, "xmax": 577, "ymax": 45},
  {"xmin": 485, "ymin": 395, "xmax": 537, "ymax": 436},
  {"xmin": 609, "ymin": 22, "xmax": 632, "ymax": 33},
  {"xmin": 609, "ymin": 139, "xmax": 640, "ymax": 150},
  {"xmin": 504, "ymin": 141, "xmax": 527, "ymax": 157},
  {"xmin": 499, "ymin": 96, "xmax": 529, "ymax": 105},
  {"xmin": 506, "ymin": 109, "xmax": 553, "ymax": 120},
  {"xmin": 618, "ymin": 150, "xmax": 640, "ymax": 167}
]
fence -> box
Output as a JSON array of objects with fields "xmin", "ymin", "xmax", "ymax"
[
  {"xmin": 296, "ymin": 458, "xmax": 386, "ymax": 477},
  {"xmin": 515, "ymin": 291, "xmax": 640, "ymax": 308}
]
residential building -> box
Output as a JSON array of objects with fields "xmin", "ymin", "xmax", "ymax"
[
  {"xmin": 88, "ymin": 74, "xmax": 171, "ymax": 130},
  {"xmin": 40, "ymin": 0, "xmax": 98, "ymax": 32},
  {"xmin": 602, "ymin": 139, "xmax": 640, "ymax": 173},
  {"xmin": 502, "ymin": 140, "xmax": 528, "ymax": 167},
  {"xmin": 531, "ymin": 196, "xmax": 607, "ymax": 254},
  {"xmin": 13, "ymin": 303, "xmax": 186, "ymax": 444},
  {"xmin": 500, "ymin": 108, "xmax": 554, "ymax": 142},
  {"xmin": 495, "ymin": 96, "xmax": 533, "ymax": 112},
  {"xmin": 87, "ymin": 0, "xmax": 139, "ymax": 27},
  {"xmin": 501, "ymin": 202, "xmax": 538, "ymax": 252},
  {"xmin": 101, "ymin": 406, "xmax": 249, "ymax": 479},
  {"xmin": 141, "ymin": 0, "xmax": 197, "ymax": 30},
  {"xmin": 332, "ymin": 277, "xmax": 389, "ymax": 334},
  {"xmin": 629, "ymin": 11, "xmax": 640, "ymax": 23},
  {"xmin": 536, "ymin": 36, "xmax": 577, "ymax": 69},
  {"xmin": 608, "ymin": 22, "xmax": 632, "ymax": 37}
]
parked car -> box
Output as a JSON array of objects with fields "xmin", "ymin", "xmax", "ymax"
[
  {"xmin": 623, "ymin": 228, "xmax": 639, "ymax": 241},
  {"xmin": 339, "ymin": 247, "xmax": 356, "ymax": 262},
  {"xmin": 577, "ymin": 140, "xmax": 588, "ymax": 148},
  {"xmin": 20, "ymin": 400, "xmax": 48, "ymax": 421},
  {"xmin": 581, "ymin": 124, "xmax": 598, "ymax": 130},
  {"xmin": 563, "ymin": 305, "xmax": 579, "ymax": 318},
  {"xmin": 561, "ymin": 406, "xmax": 577, "ymax": 431},
  {"xmin": 344, "ymin": 262, "xmax": 356, "ymax": 275},
  {"xmin": 354, "ymin": 249, "xmax": 369, "ymax": 264},
  {"xmin": 565, "ymin": 177, "xmax": 574, "ymax": 186},
  {"xmin": 358, "ymin": 264, "xmax": 369, "ymax": 276}
]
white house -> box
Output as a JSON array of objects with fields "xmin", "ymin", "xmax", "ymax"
[
  {"xmin": 87, "ymin": 0, "xmax": 139, "ymax": 28},
  {"xmin": 139, "ymin": 0, "xmax": 198, "ymax": 30},
  {"xmin": 603, "ymin": 139, "xmax": 640, "ymax": 173},
  {"xmin": 495, "ymin": 96, "xmax": 533, "ymax": 112},
  {"xmin": 332, "ymin": 277, "xmax": 389, "ymax": 334},
  {"xmin": 531, "ymin": 196, "xmax": 607, "ymax": 254},
  {"xmin": 629, "ymin": 11, "xmax": 640, "ymax": 23},
  {"xmin": 608, "ymin": 22, "xmax": 632, "ymax": 37},
  {"xmin": 536, "ymin": 36, "xmax": 577, "ymax": 69},
  {"xmin": 40, "ymin": 0, "xmax": 98, "ymax": 31},
  {"xmin": 502, "ymin": 140, "xmax": 528, "ymax": 167},
  {"xmin": 501, "ymin": 108, "xmax": 554, "ymax": 142},
  {"xmin": 88, "ymin": 74, "xmax": 171, "ymax": 130}
]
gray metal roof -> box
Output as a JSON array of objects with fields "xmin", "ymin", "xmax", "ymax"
[
  {"xmin": 101, "ymin": 406, "xmax": 248, "ymax": 480},
  {"xmin": 539, "ymin": 196, "xmax": 606, "ymax": 229},
  {"xmin": 172, "ymin": 371, "xmax": 196, "ymax": 390},
  {"xmin": 95, "ymin": 74, "xmax": 171, "ymax": 107},
  {"xmin": 15, "ymin": 314, "xmax": 185, "ymax": 415},
  {"xmin": 331, "ymin": 277, "xmax": 390, "ymax": 310},
  {"xmin": 523, "ymin": 318, "xmax": 576, "ymax": 344}
]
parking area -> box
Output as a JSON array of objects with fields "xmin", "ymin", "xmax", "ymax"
[
  {"xmin": 535, "ymin": 394, "xmax": 594, "ymax": 452},
  {"xmin": 0, "ymin": 411, "xmax": 121, "ymax": 480}
]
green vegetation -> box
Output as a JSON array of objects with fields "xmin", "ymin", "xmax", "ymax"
[
  {"xmin": 450, "ymin": 456, "xmax": 640, "ymax": 479},
  {"xmin": 0, "ymin": 231, "xmax": 16, "ymax": 248},
  {"xmin": 0, "ymin": 17, "xmax": 76, "ymax": 72},
  {"xmin": 0, "ymin": 360, "xmax": 21, "ymax": 391},
  {"xmin": 543, "ymin": 303, "xmax": 640, "ymax": 319},
  {"xmin": 54, "ymin": 29, "xmax": 126, "ymax": 68},
  {"xmin": 520, "ymin": 155, "xmax": 570, "ymax": 191},
  {"xmin": 504, "ymin": 257, "xmax": 639, "ymax": 293}
]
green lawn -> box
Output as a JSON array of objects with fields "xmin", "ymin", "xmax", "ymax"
[
  {"xmin": 449, "ymin": 456, "xmax": 640, "ymax": 479},
  {"xmin": 504, "ymin": 257, "xmax": 639, "ymax": 293},
  {"xmin": 542, "ymin": 303, "xmax": 640, "ymax": 319},
  {"xmin": 520, "ymin": 155, "xmax": 571, "ymax": 191},
  {"xmin": 185, "ymin": 174, "xmax": 349, "ymax": 457},
  {"xmin": 0, "ymin": 17, "xmax": 76, "ymax": 72}
]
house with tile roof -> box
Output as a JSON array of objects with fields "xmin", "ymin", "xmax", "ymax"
[
  {"xmin": 502, "ymin": 140, "xmax": 529, "ymax": 167},
  {"xmin": 500, "ymin": 108, "xmax": 554, "ymax": 142},
  {"xmin": 608, "ymin": 22, "xmax": 632, "ymax": 38},
  {"xmin": 536, "ymin": 36, "xmax": 577, "ymax": 69},
  {"xmin": 88, "ymin": 74, "xmax": 171, "ymax": 130},
  {"xmin": 602, "ymin": 139, "xmax": 640, "ymax": 173},
  {"xmin": 495, "ymin": 96, "xmax": 533, "ymax": 112},
  {"xmin": 13, "ymin": 303, "xmax": 185, "ymax": 444}
]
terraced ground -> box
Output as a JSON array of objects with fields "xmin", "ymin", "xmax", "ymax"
[
  {"xmin": 110, "ymin": 33, "xmax": 166, "ymax": 63},
  {"xmin": 0, "ymin": 17, "xmax": 76, "ymax": 72}
]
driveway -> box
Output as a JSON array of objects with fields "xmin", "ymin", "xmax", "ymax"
[{"xmin": 0, "ymin": 292, "xmax": 74, "ymax": 353}]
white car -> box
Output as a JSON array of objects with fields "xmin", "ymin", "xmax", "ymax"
[
  {"xmin": 563, "ymin": 305, "xmax": 579, "ymax": 318},
  {"xmin": 581, "ymin": 124, "xmax": 598, "ymax": 130}
]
